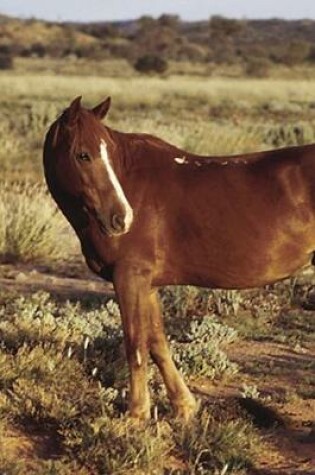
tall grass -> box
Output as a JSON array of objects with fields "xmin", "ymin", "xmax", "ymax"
[
  {"xmin": 1, "ymin": 74, "xmax": 315, "ymax": 105},
  {"xmin": 0, "ymin": 182, "xmax": 73, "ymax": 264},
  {"xmin": 1, "ymin": 73, "xmax": 315, "ymax": 182}
]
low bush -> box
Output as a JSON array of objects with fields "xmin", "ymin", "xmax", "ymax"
[
  {"xmin": 245, "ymin": 57, "xmax": 271, "ymax": 78},
  {"xmin": 0, "ymin": 292, "xmax": 260, "ymax": 474},
  {"xmin": 0, "ymin": 182, "xmax": 72, "ymax": 264},
  {"xmin": 171, "ymin": 315, "xmax": 239, "ymax": 379},
  {"xmin": 0, "ymin": 52, "xmax": 13, "ymax": 70},
  {"xmin": 134, "ymin": 54, "xmax": 168, "ymax": 74}
]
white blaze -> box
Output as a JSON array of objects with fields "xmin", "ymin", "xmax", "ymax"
[{"xmin": 100, "ymin": 139, "xmax": 133, "ymax": 231}]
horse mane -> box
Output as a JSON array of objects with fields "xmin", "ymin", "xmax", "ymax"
[{"xmin": 124, "ymin": 131, "xmax": 314, "ymax": 173}]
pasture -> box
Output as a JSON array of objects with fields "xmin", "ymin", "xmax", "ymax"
[{"xmin": 0, "ymin": 68, "xmax": 315, "ymax": 473}]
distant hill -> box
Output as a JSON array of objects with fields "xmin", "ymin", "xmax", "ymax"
[
  {"xmin": 73, "ymin": 17, "xmax": 315, "ymax": 43},
  {"xmin": 0, "ymin": 14, "xmax": 97, "ymax": 55},
  {"xmin": 1, "ymin": 13, "xmax": 315, "ymax": 68}
]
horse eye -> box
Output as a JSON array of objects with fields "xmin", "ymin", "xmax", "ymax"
[{"xmin": 77, "ymin": 152, "xmax": 91, "ymax": 162}]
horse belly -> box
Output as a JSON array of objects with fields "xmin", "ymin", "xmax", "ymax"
[
  {"xmin": 169, "ymin": 244, "xmax": 313, "ymax": 289},
  {"xmin": 159, "ymin": 214, "xmax": 315, "ymax": 289}
]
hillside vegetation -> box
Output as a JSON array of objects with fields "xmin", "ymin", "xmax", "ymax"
[{"xmin": 1, "ymin": 13, "xmax": 315, "ymax": 75}]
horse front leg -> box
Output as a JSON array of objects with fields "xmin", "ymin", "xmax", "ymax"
[
  {"xmin": 148, "ymin": 291, "xmax": 197, "ymax": 422},
  {"xmin": 113, "ymin": 266, "xmax": 152, "ymax": 419}
]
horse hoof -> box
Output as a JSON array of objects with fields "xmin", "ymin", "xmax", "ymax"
[
  {"xmin": 129, "ymin": 404, "xmax": 151, "ymax": 421},
  {"xmin": 174, "ymin": 396, "xmax": 199, "ymax": 423}
]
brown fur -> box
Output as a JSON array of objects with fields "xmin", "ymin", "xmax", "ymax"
[{"xmin": 43, "ymin": 97, "xmax": 315, "ymax": 420}]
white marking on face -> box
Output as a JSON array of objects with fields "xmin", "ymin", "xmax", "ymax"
[
  {"xmin": 174, "ymin": 156, "xmax": 188, "ymax": 165},
  {"xmin": 100, "ymin": 139, "xmax": 133, "ymax": 231}
]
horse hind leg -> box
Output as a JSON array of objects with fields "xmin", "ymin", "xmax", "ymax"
[{"xmin": 148, "ymin": 291, "xmax": 197, "ymax": 422}]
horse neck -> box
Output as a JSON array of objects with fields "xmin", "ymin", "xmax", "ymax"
[{"xmin": 119, "ymin": 131, "xmax": 190, "ymax": 172}]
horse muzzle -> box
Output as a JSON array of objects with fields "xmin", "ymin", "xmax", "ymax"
[{"xmin": 95, "ymin": 210, "xmax": 130, "ymax": 237}]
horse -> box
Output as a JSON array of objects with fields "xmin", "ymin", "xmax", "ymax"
[{"xmin": 43, "ymin": 96, "xmax": 315, "ymax": 421}]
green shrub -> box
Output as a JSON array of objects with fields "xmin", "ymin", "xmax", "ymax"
[
  {"xmin": 283, "ymin": 40, "xmax": 311, "ymax": 65},
  {"xmin": 245, "ymin": 57, "xmax": 271, "ymax": 78},
  {"xmin": 134, "ymin": 54, "xmax": 168, "ymax": 74},
  {"xmin": 0, "ymin": 52, "xmax": 13, "ymax": 70},
  {"xmin": 171, "ymin": 315, "xmax": 239, "ymax": 379}
]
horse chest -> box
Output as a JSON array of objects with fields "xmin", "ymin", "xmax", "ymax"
[{"xmin": 79, "ymin": 228, "xmax": 119, "ymax": 278}]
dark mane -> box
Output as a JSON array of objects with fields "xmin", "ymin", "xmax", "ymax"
[{"xmin": 115, "ymin": 129, "xmax": 314, "ymax": 174}]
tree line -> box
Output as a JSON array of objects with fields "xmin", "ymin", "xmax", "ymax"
[{"xmin": 1, "ymin": 14, "xmax": 315, "ymax": 75}]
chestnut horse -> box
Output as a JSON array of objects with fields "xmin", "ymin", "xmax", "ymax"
[{"xmin": 44, "ymin": 96, "xmax": 315, "ymax": 420}]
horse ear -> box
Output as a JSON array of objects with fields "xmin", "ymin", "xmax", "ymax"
[
  {"xmin": 67, "ymin": 96, "xmax": 82, "ymax": 125},
  {"xmin": 92, "ymin": 97, "xmax": 111, "ymax": 120}
]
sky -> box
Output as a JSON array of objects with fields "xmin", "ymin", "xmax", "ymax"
[{"xmin": 1, "ymin": 0, "xmax": 315, "ymax": 22}]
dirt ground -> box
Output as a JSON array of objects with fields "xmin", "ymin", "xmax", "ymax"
[
  {"xmin": 0, "ymin": 262, "xmax": 314, "ymax": 474},
  {"xmin": 213, "ymin": 340, "xmax": 315, "ymax": 474}
]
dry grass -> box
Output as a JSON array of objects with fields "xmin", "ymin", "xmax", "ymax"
[
  {"xmin": 0, "ymin": 182, "xmax": 73, "ymax": 264},
  {"xmin": 1, "ymin": 73, "xmax": 315, "ymax": 107},
  {"xmin": 1, "ymin": 72, "xmax": 315, "ymax": 183},
  {"xmin": 1, "ymin": 72, "xmax": 314, "ymax": 176},
  {"xmin": 0, "ymin": 292, "xmax": 259, "ymax": 475},
  {"xmin": 0, "ymin": 63, "xmax": 314, "ymax": 473}
]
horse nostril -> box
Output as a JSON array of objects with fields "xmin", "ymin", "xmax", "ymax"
[
  {"xmin": 95, "ymin": 210, "xmax": 106, "ymax": 224},
  {"xmin": 111, "ymin": 213, "xmax": 125, "ymax": 232}
]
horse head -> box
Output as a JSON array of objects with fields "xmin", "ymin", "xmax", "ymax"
[{"xmin": 45, "ymin": 96, "xmax": 133, "ymax": 237}]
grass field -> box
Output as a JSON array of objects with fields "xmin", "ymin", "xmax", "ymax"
[
  {"xmin": 0, "ymin": 62, "xmax": 315, "ymax": 473},
  {"xmin": 1, "ymin": 69, "xmax": 315, "ymax": 181}
]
